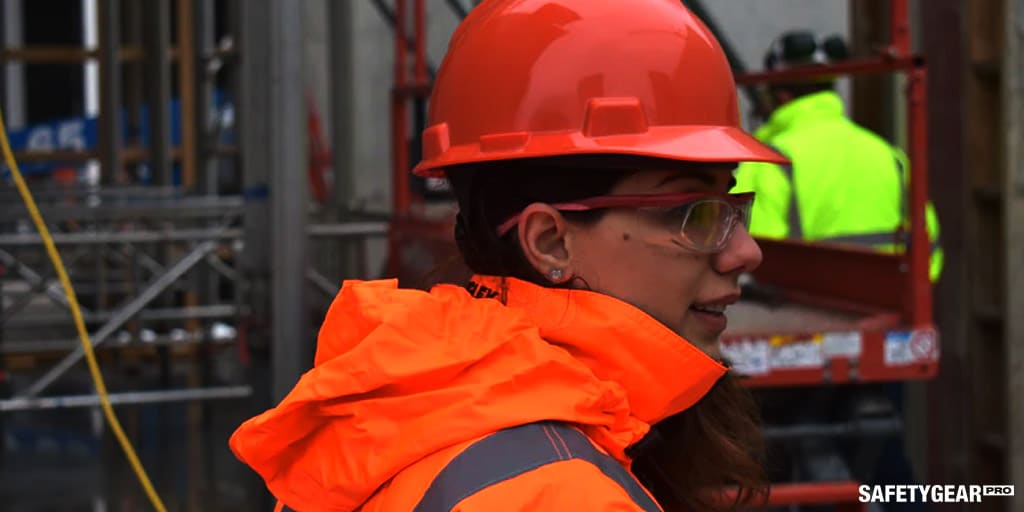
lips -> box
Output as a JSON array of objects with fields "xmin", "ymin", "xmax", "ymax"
[
  {"xmin": 687, "ymin": 292, "xmax": 740, "ymax": 333},
  {"xmin": 689, "ymin": 292, "xmax": 740, "ymax": 313},
  {"xmin": 690, "ymin": 303, "xmax": 727, "ymax": 314}
]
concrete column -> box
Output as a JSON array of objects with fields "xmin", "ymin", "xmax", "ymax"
[
  {"xmin": 1003, "ymin": 0, "xmax": 1024, "ymax": 505},
  {"xmin": 240, "ymin": 0, "xmax": 310, "ymax": 401},
  {"xmin": 267, "ymin": 0, "xmax": 310, "ymax": 400}
]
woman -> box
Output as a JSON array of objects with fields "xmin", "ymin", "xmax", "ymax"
[{"xmin": 230, "ymin": 0, "xmax": 789, "ymax": 510}]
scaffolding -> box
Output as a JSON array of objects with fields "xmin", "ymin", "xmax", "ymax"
[
  {"xmin": 0, "ymin": 0, "xmax": 251, "ymax": 414},
  {"xmin": 0, "ymin": 1, "xmax": 386, "ymax": 413}
]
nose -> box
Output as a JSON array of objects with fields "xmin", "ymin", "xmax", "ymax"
[{"xmin": 713, "ymin": 223, "xmax": 762, "ymax": 275}]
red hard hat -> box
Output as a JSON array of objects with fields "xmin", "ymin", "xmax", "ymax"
[{"xmin": 413, "ymin": 0, "xmax": 788, "ymax": 177}]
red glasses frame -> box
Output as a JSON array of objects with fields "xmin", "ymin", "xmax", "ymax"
[{"xmin": 496, "ymin": 191, "xmax": 755, "ymax": 238}]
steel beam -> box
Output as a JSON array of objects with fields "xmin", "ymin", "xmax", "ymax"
[
  {"xmin": 117, "ymin": 243, "xmax": 166, "ymax": 277},
  {"xmin": 1, "ymin": 330, "xmax": 237, "ymax": 354},
  {"xmin": 331, "ymin": 2, "xmax": 360, "ymax": 211},
  {"xmin": 0, "ymin": 249, "xmax": 93, "ymax": 317},
  {"xmin": 194, "ymin": 0, "xmax": 217, "ymax": 195},
  {"xmin": 0, "ymin": 222, "xmax": 385, "ymax": 256},
  {"xmin": 0, "ymin": 196, "xmax": 245, "ymax": 222},
  {"xmin": 0, "ymin": 228, "xmax": 242, "ymax": 246},
  {"xmin": 4, "ymin": 304, "xmax": 240, "ymax": 328},
  {"xmin": 205, "ymin": 253, "xmax": 241, "ymax": 283},
  {"xmin": 98, "ymin": 0, "xmax": 122, "ymax": 184},
  {"xmin": 762, "ymin": 417, "xmax": 903, "ymax": 441},
  {"xmin": 306, "ymin": 221, "xmax": 389, "ymax": 237},
  {"xmin": 267, "ymin": 0, "xmax": 309, "ymax": 400},
  {"xmin": 144, "ymin": 0, "xmax": 172, "ymax": 185},
  {"xmin": 306, "ymin": 269, "xmax": 340, "ymax": 299},
  {"xmin": 21, "ymin": 241, "xmax": 218, "ymax": 398},
  {"xmin": 0, "ymin": 185, "xmax": 187, "ymax": 199},
  {"xmin": 0, "ymin": 386, "xmax": 252, "ymax": 412},
  {"xmin": 327, "ymin": 0, "xmax": 363, "ymax": 284},
  {"xmin": 238, "ymin": 0, "xmax": 273, "ymax": 382}
]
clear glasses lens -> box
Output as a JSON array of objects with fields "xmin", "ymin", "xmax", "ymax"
[{"xmin": 679, "ymin": 199, "xmax": 752, "ymax": 252}]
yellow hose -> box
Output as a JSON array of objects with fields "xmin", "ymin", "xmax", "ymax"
[{"xmin": 0, "ymin": 107, "xmax": 167, "ymax": 512}]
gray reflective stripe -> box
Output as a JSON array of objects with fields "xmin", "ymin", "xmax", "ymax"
[
  {"xmin": 413, "ymin": 422, "xmax": 661, "ymax": 512},
  {"xmin": 895, "ymin": 156, "xmax": 908, "ymax": 226},
  {"xmin": 893, "ymin": 156, "xmax": 943, "ymax": 254},
  {"xmin": 767, "ymin": 145, "xmax": 803, "ymax": 239},
  {"xmin": 776, "ymin": 148, "xmax": 936, "ymax": 255},
  {"xmin": 778, "ymin": 161, "xmax": 803, "ymax": 239}
]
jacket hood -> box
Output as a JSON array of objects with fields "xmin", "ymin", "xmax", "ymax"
[{"xmin": 230, "ymin": 276, "xmax": 726, "ymax": 511}]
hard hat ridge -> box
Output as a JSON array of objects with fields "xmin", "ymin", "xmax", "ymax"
[{"xmin": 414, "ymin": 0, "xmax": 788, "ymax": 177}]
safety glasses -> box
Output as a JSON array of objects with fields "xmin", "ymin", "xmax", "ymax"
[{"xmin": 496, "ymin": 192, "xmax": 755, "ymax": 253}]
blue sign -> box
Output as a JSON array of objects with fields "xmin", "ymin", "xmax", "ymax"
[{"xmin": 2, "ymin": 92, "xmax": 233, "ymax": 184}]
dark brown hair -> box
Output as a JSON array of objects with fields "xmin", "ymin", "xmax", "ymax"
[{"xmin": 446, "ymin": 155, "xmax": 768, "ymax": 512}]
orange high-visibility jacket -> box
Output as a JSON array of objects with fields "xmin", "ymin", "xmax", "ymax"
[{"xmin": 230, "ymin": 276, "xmax": 727, "ymax": 511}]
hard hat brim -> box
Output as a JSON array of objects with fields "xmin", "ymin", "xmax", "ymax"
[{"xmin": 413, "ymin": 126, "xmax": 790, "ymax": 177}]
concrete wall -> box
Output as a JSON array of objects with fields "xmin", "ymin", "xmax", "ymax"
[
  {"xmin": 303, "ymin": 0, "xmax": 462, "ymax": 216},
  {"xmin": 301, "ymin": 0, "xmax": 464, "ymax": 277}
]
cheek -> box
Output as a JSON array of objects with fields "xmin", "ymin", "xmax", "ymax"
[
  {"xmin": 583, "ymin": 230, "xmax": 710, "ymax": 316},
  {"xmin": 639, "ymin": 241, "xmax": 708, "ymax": 303}
]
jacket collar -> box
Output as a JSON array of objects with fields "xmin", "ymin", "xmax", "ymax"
[
  {"xmin": 758, "ymin": 90, "xmax": 844, "ymax": 140},
  {"xmin": 469, "ymin": 275, "xmax": 727, "ymax": 425}
]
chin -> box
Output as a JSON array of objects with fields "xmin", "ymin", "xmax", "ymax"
[
  {"xmin": 678, "ymin": 328, "xmax": 721, "ymax": 357},
  {"xmin": 697, "ymin": 339, "xmax": 722, "ymax": 359}
]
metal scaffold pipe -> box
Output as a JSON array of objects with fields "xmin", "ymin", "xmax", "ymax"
[{"xmin": 0, "ymin": 386, "xmax": 253, "ymax": 412}]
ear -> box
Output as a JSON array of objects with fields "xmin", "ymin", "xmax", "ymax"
[{"xmin": 516, "ymin": 203, "xmax": 573, "ymax": 280}]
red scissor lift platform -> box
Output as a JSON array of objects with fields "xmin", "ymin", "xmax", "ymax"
[{"xmin": 384, "ymin": 1, "xmax": 934, "ymax": 509}]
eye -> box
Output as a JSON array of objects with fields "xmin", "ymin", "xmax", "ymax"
[
  {"xmin": 659, "ymin": 204, "xmax": 693, "ymax": 225},
  {"xmin": 679, "ymin": 200, "xmax": 737, "ymax": 250}
]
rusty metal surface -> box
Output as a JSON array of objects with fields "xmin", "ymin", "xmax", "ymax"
[
  {"xmin": 921, "ymin": 0, "xmax": 973, "ymax": 502},
  {"xmin": 752, "ymin": 238, "xmax": 909, "ymax": 315}
]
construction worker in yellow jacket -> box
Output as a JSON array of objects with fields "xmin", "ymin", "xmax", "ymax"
[
  {"xmin": 734, "ymin": 30, "xmax": 943, "ymax": 281},
  {"xmin": 736, "ymin": 31, "xmax": 938, "ymax": 512}
]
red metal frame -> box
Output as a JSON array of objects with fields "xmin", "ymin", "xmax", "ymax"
[
  {"xmin": 390, "ymin": 0, "xmax": 433, "ymax": 277},
  {"xmin": 719, "ymin": 481, "xmax": 867, "ymax": 512},
  {"xmin": 385, "ymin": 1, "xmax": 931, "ymax": 509},
  {"xmin": 392, "ymin": 0, "xmax": 411, "ymax": 218},
  {"xmin": 306, "ymin": 93, "xmax": 332, "ymax": 204}
]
